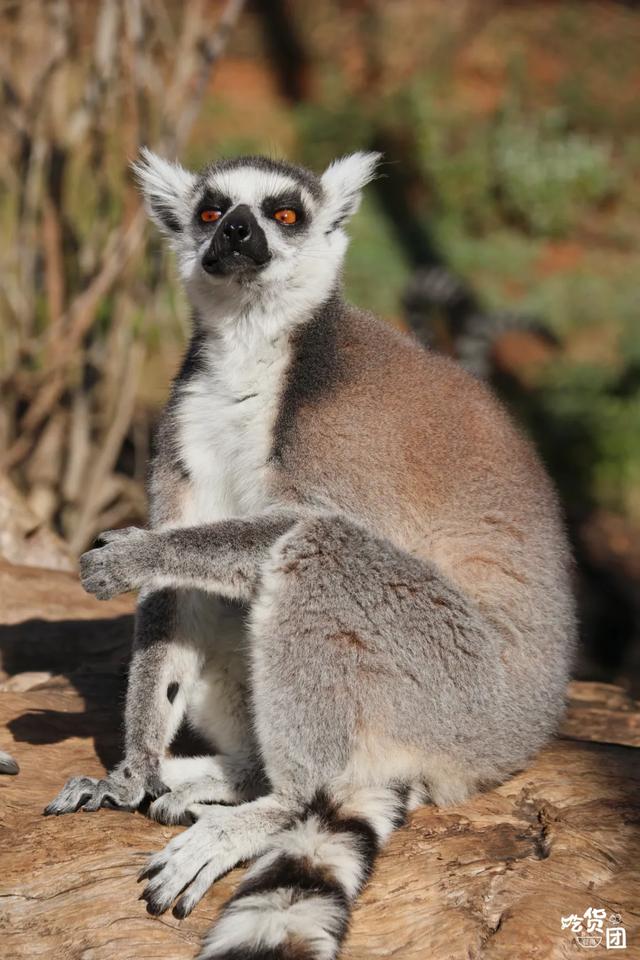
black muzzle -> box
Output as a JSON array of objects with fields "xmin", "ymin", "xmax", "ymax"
[{"xmin": 202, "ymin": 204, "xmax": 271, "ymax": 276}]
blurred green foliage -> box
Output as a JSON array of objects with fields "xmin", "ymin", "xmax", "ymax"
[
  {"xmin": 532, "ymin": 362, "xmax": 640, "ymax": 521},
  {"xmin": 286, "ymin": 15, "xmax": 640, "ymax": 522},
  {"xmin": 491, "ymin": 108, "xmax": 617, "ymax": 236},
  {"xmin": 343, "ymin": 195, "xmax": 410, "ymax": 316}
]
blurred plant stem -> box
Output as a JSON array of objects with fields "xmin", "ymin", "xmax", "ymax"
[{"xmin": 0, "ymin": 0, "xmax": 246, "ymax": 552}]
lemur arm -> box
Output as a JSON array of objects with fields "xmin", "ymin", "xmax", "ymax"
[
  {"xmin": 46, "ymin": 436, "xmax": 211, "ymax": 815},
  {"xmin": 79, "ymin": 510, "xmax": 304, "ymax": 602}
]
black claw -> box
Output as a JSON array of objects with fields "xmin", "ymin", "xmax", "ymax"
[
  {"xmin": 137, "ymin": 863, "xmax": 161, "ymax": 883},
  {"xmin": 145, "ymin": 896, "xmax": 166, "ymax": 916},
  {"xmin": 172, "ymin": 900, "xmax": 190, "ymax": 920},
  {"xmin": 146, "ymin": 774, "xmax": 169, "ymax": 798}
]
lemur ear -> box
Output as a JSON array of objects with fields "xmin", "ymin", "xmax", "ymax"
[
  {"xmin": 131, "ymin": 147, "xmax": 197, "ymax": 235},
  {"xmin": 320, "ymin": 151, "xmax": 382, "ymax": 231}
]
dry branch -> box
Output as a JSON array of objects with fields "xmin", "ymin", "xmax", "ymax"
[{"xmin": 1, "ymin": 0, "xmax": 247, "ymax": 551}]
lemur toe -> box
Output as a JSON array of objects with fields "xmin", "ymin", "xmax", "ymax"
[
  {"xmin": 139, "ymin": 809, "xmax": 263, "ymax": 915},
  {"xmin": 79, "ymin": 550, "xmax": 128, "ymax": 600},
  {"xmin": 172, "ymin": 861, "xmax": 219, "ymax": 917},
  {"xmin": 81, "ymin": 783, "xmax": 115, "ymax": 812},
  {"xmin": 44, "ymin": 771, "xmax": 148, "ymax": 815},
  {"xmin": 148, "ymin": 792, "xmax": 195, "ymax": 826},
  {"xmin": 44, "ymin": 776, "xmax": 99, "ymax": 815},
  {"xmin": 142, "ymin": 860, "xmax": 207, "ymax": 916}
]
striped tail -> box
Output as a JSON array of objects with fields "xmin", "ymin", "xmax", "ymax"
[{"xmin": 197, "ymin": 783, "xmax": 417, "ymax": 960}]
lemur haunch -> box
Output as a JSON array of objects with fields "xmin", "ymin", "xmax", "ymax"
[{"xmin": 46, "ymin": 150, "xmax": 575, "ymax": 960}]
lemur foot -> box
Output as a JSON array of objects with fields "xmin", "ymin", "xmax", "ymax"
[
  {"xmin": 139, "ymin": 804, "xmax": 280, "ymax": 918},
  {"xmin": 149, "ymin": 755, "xmax": 267, "ymax": 825},
  {"xmin": 149, "ymin": 779, "xmax": 239, "ymax": 825},
  {"xmin": 44, "ymin": 761, "xmax": 167, "ymax": 815},
  {"xmin": 80, "ymin": 526, "xmax": 157, "ymax": 600}
]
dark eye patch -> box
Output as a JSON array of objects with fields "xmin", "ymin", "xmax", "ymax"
[
  {"xmin": 194, "ymin": 189, "xmax": 232, "ymax": 226},
  {"xmin": 261, "ymin": 192, "xmax": 309, "ymax": 231}
]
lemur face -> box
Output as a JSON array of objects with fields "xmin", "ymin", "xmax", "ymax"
[
  {"xmin": 191, "ymin": 158, "xmax": 324, "ymax": 281},
  {"xmin": 133, "ymin": 151, "xmax": 381, "ymax": 298}
]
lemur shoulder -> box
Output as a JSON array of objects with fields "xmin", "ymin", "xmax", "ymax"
[{"xmin": 47, "ymin": 150, "xmax": 575, "ymax": 960}]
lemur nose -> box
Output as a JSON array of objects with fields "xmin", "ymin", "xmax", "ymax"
[{"xmin": 223, "ymin": 216, "xmax": 252, "ymax": 245}]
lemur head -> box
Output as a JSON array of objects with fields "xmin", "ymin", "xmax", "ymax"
[{"xmin": 133, "ymin": 150, "xmax": 380, "ymax": 320}]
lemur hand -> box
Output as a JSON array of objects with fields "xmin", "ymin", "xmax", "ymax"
[
  {"xmin": 44, "ymin": 757, "xmax": 167, "ymax": 816},
  {"xmin": 80, "ymin": 527, "xmax": 159, "ymax": 599}
]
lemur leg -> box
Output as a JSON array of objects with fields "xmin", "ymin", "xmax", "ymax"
[
  {"xmin": 148, "ymin": 597, "xmax": 266, "ymax": 825},
  {"xmin": 139, "ymin": 514, "xmax": 508, "ymax": 931},
  {"xmin": 45, "ymin": 589, "xmax": 203, "ymax": 815},
  {"xmin": 53, "ymin": 511, "xmax": 298, "ymax": 821}
]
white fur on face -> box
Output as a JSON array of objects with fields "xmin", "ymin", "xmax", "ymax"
[
  {"xmin": 180, "ymin": 161, "xmax": 345, "ymax": 334},
  {"xmin": 204, "ymin": 166, "xmax": 316, "ymax": 212},
  {"xmin": 196, "ymin": 165, "xmax": 320, "ymax": 286}
]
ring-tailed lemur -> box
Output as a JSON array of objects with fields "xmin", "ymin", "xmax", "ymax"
[{"xmin": 46, "ymin": 149, "xmax": 575, "ymax": 960}]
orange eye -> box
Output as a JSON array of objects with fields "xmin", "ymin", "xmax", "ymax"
[
  {"xmin": 200, "ymin": 209, "xmax": 222, "ymax": 223},
  {"xmin": 274, "ymin": 208, "xmax": 298, "ymax": 225}
]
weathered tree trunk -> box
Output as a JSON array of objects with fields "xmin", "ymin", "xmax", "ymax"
[{"xmin": 0, "ymin": 562, "xmax": 638, "ymax": 959}]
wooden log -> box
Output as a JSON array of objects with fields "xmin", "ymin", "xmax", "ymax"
[
  {"xmin": 0, "ymin": 560, "xmax": 132, "ymax": 682},
  {"xmin": 0, "ymin": 564, "xmax": 638, "ymax": 959}
]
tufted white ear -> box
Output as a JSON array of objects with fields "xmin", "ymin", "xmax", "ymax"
[
  {"xmin": 131, "ymin": 147, "xmax": 197, "ymax": 235},
  {"xmin": 320, "ymin": 151, "xmax": 382, "ymax": 231}
]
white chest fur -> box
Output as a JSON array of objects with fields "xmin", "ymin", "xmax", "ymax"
[{"xmin": 176, "ymin": 327, "xmax": 291, "ymax": 526}]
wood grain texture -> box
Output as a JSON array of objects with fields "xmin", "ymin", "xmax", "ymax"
[{"xmin": 0, "ymin": 566, "xmax": 638, "ymax": 960}]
